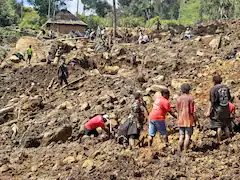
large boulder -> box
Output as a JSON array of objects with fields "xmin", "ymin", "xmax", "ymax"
[
  {"xmin": 42, "ymin": 125, "xmax": 72, "ymax": 146},
  {"xmin": 209, "ymin": 36, "xmax": 221, "ymax": 49}
]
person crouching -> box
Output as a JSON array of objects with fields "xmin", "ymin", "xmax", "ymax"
[{"xmin": 85, "ymin": 114, "xmax": 111, "ymax": 137}]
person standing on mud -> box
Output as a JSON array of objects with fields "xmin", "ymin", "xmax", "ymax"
[
  {"xmin": 27, "ymin": 45, "xmax": 33, "ymax": 65},
  {"xmin": 176, "ymin": 84, "xmax": 199, "ymax": 152},
  {"xmin": 148, "ymin": 89, "xmax": 177, "ymax": 147},
  {"xmin": 206, "ymin": 75, "xmax": 232, "ymax": 143},
  {"xmin": 58, "ymin": 57, "xmax": 69, "ymax": 86}
]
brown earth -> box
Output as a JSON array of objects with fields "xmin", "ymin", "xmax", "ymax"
[{"xmin": 0, "ymin": 20, "xmax": 240, "ymax": 179}]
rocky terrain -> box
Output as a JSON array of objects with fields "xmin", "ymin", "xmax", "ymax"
[{"xmin": 0, "ymin": 20, "xmax": 240, "ymax": 179}]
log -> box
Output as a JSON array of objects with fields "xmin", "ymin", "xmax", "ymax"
[{"xmin": 0, "ymin": 106, "xmax": 14, "ymax": 116}]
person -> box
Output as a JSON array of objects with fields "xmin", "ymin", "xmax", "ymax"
[
  {"xmin": 104, "ymin": 52, "xmax": 112, "ymax": 66},
  {"xmin": 27, "ymin": 45, "xmax": 32, "ymax": 65},
  {"xmin": 206, "ymin": 75, "xmax": 231, "ymax": 143},
  {"xmin": 176, "ymin": 84, "xmax": 199, "ymax": 152},
  {"xmin": 85, "ymin": 114, "xmax": 111, "ymax": 137},
  {"xmin": 184, "ymin": 27, "xmax": 191, "ymax": 40},
  {"xmin": 90, "ymin": 30, "xmax": 96, "ymax": 41},
  {"xmin": 132, "ymin": 91, "xmax": 147, "ymax": 128},
  {"xmin": 148, "ymin": 89, "xmax": 177, "ymax": 147},
  {"xmin": 138, "ymin": 29, "xmax": 144, "ymax": 44},
  {"xmin": 49, "ymin": 30, "xmax": 55, "ymax": 39},
  {"xmin": 47, "ymin": 52, "xmax": 53, "ymax": 64},
  {"xmin": 228, "ymin": 97, "xmax": 236, "ymax": 132},
  {"xmin": 58, "ymin": 57, "xmax": 69, "ymax": 86}
]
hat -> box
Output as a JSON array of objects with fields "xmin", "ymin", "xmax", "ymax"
[{"xmin": 103, "ymin": 114, "xmax": 110, "ymax": 121}]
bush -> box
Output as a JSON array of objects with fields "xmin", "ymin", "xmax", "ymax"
[
  {"xmin": 119, "ymin": 16, "xmax": 145, "ymax": 28},
  {"xmin": 19, "ymin": 9, "xmax": 41, "ymax": 29},
  {"xmin": 145, "ymin": 16, "xmax": 160, "ymax": 29}
]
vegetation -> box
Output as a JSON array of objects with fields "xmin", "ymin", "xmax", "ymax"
[{"xmin": 1, "ymin": 0, "xmax": 240, "ymax": 29}]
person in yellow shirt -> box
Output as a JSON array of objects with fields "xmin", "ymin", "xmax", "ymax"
[{"xmin": 27, "ymin": 45, "xmax": 32, "ymax": 65}]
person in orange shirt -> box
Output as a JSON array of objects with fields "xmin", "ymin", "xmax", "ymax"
[
  {"xmin": 148, "ymin": 89, "xmax": 177, "ymax": 147},
  {"xmin": 176, "ymin": 84, "xmax": 199, "ymax": 151}
]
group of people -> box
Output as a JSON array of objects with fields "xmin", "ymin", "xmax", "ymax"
[{"xmin": 83, "ymin": 75, "xmax": 236, "ymax": 152}]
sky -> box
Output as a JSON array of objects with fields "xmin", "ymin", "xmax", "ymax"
[{"xmin": 19, "ymin": 0, "xmax": 114, "ymax": 15}]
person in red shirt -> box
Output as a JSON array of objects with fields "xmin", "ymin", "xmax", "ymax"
[
  {"xmin": 176, "ymin": 84, "xmax": 199, "ymax": 151},
  {"xmin": 85, "ymin": 114, "xmax": 110, "ymax": 137},
  {"xmin": 148, "ymin": 89, "xmax": 177, "ymax": 147}
]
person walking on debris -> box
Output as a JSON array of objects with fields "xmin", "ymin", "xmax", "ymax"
[
  {"xmin": 148, "ymin": 89, "xmax": 177, "ymax": 147},
  {"xmin": 58, "ymin": 57, "xmax": 69, "ymax": 86},
  {"xmin": 85, "ymin": 114, "xmax": 111, "ymax": 137},
  {"xmin": 206, "ymin": 75, "xmax": 231, "ymax": 144},
  {"xmin": 176, "ymin": 84, "xmax": 199, "ymax": 152},
  {"xmin": 27, "ymin": 45, "xmax": 33, "ymax": 65}
]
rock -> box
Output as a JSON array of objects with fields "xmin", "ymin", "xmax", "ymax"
[
  {"xmin": 195, "ymin": 36, "xmax": 202, "ymax": 42},
  {"xmin": 146, "ymin": 85, "xmax": 168, "ymax": 95},
  {"xmin": 143, "ymin": 96, "xmax": 153, "ymax": 106},
  {"xmin": 209, "ymin": 36, "xmax": 221, "ymax": 49},
  {"xmin": 152, "ymin": 75, "xmax": 165, "ymax": 84},
  {"xmin": 31, "ymin": 165, "xmax": 38, "ymax": 172},
  {"xmin": 76, "ymin": 154, "xmax": 83, "ymax": 162},
  {"xmin": 196, "ymin": 50, "xmax": 205, "ymax": 57},
  {"xmin": 90, "ymin": 150, "xmax": 101, "ymax": 159},
  {"xmin": 22, "ymin": 136, "xmax": 41, "ymax": 148},
  {"xmin": 104, "ymin": 66, "xmax": 120, "ymax": 75},
  {"xmin": 62, "ymin": 156, "xmax": 76, "ymax": 164},
  {"xmin": 171, "ymin": 79, "xmax": 191, "ymax": 90},
  {"xmin": 42, "ymin": 125, "xmax": 72, "ymax": 146},
  {"xmin": 57, "ymin": 101, "xmax": 73, "ymax": 110},
  {"xmin": 82, "ymin": 159, "xmax": 94, "ymax": 171},
  {"xmin": 119, "ymin": 98, "xmax": 126, "ymax": 105},
  {"xmin": 118, "ymin": 69, "xmax": 136, "ymax": 78},
  {"xmin": 111, "ymin": 45, "xmax": 126, "ymax": 57},
  {"xmin": 22, "ymin": 96, "xmax": 43, "ymax": 110},
  {"xmin": 0, "ymin": 164, "xmax": 10, "ymax": 173},
  {"xmin": 80, "ymin": 102, "xmax": 90, "ymax": 111},
  {"xmin": 8, "ymin": 55, "xmax": 21, "ymax": 63}
]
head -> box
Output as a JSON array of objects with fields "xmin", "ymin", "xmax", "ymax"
[
  {"xmin": 187, "ymin": 27, "xmax": 190, "ymax": 30},
  {"xmin": 213, "ymin": 75, "xmax": 222, "ymax": 85},
  {"xmin": 161, "ymin": 89, "xmax": 170, "ymax": 99},
  {"xmin": 29, "ymin": 45, "xmax": 32, "ymax": 48},
  {"xmin": 48, "ymin": 52, "xmax": 52, "ymax": 55},
  {"xmin": 181, "ymin": 83, "xmax": 191, "ymax": 94},
  {"xmin": 103, "ymin": 114, "xmax": 110, "ymax": 122}
]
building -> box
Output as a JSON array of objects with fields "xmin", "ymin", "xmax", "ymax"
[{"xmin": 46, "ymin": 10, "xmax": 87, "ymax": 34}]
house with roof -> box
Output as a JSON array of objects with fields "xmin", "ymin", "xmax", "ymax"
[{"xmin": 46, "ymin": 10, "xmax": 88, "ymax": 34}]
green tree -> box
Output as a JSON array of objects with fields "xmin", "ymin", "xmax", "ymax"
[
  {"xmin": 27, "ymin": 0, "xmax": 69, "ymax": 17},
  {"xmin": 201, "ymin": 0, "xmax": 238, "ymax": 20},
  {"xmin": 0, "ymin": 0, "xmax": 19, "ymax": 26},
  {"xmin": 82, "ymin": 0, "xmax": 112, "ymax": 17}
]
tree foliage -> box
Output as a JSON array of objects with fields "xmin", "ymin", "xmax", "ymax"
[
  {"xmin": 201, "ymin": 0, "xmax": 240, "ymax": 20},
  {"xmin": 27, "ymin": 0, "xmax": 69, "ymax": 17},
  {"xmin": 82, "ymin": 0, "xmax": 112, "ymax": 17},
  {"xmin": 0, "ymin": 0, "xmax": 19, "ymax": 27}
]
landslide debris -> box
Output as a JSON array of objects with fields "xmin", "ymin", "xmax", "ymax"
[{"xmin": 0, "ymin": 20, "xmax": 240, "ymax": 179}]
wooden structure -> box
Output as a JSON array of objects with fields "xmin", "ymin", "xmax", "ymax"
[{"xmin": 46, "ymin": 10, "xmax": 87, "ymax": 34}]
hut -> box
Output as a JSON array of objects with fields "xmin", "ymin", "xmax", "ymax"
[{"xmin": 46, "ymin": 10, "xmax": 87, "ymax": 34}]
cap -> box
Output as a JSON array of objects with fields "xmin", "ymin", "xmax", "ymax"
[{"xmin": 103, "ymin": 114, "xmax": 110, "ymax": 121}]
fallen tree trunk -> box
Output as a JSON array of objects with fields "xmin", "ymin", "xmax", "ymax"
[{"xmin": 0, "ymin": 106, "xmax": 14, "ymax": 116}]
